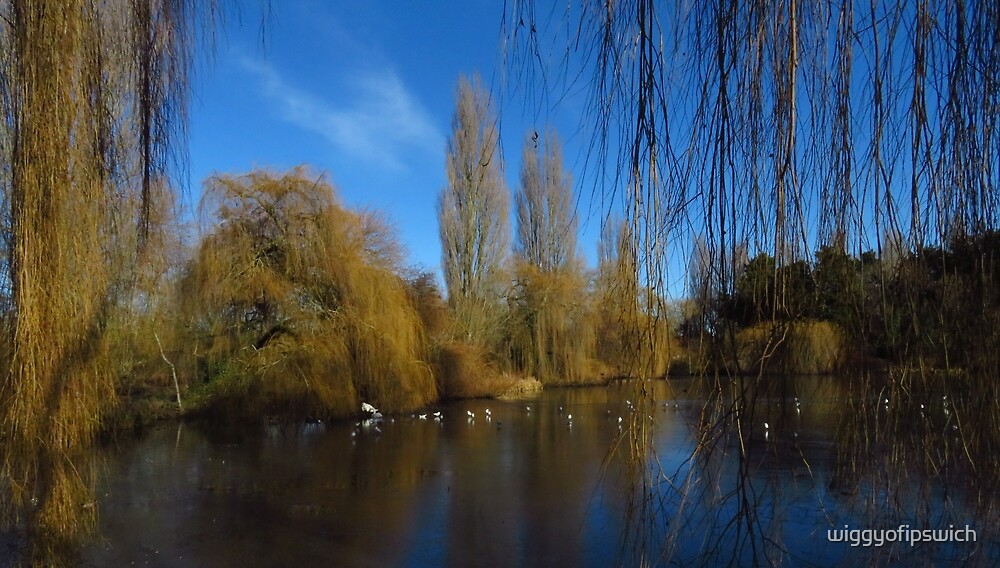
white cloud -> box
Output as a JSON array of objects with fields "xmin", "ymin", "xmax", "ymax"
[{"xmin": 240, "ymin": 57, "xmax": 443, "ymax": 171}]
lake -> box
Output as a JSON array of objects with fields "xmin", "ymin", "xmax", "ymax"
[{"xmin": 8, "ymin": 376, "xmax": 997, "ymax": 566}]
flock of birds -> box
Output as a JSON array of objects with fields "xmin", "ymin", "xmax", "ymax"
[
  {"xmin": 351, "ymin": 392, "xmax": 960, "ymax": 440},
  {"xmin": 758, "ymin": 393, "xmax": 959, "ymax": 441},
  {"xmin": 348, "ymin": 397, "xmax": 688, "ymax": 440}
]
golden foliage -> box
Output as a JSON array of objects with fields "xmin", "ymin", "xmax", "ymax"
[
  {"xmin": 433, "ymin": 340, "xmax": 515, "ymax": 399},
  {"xmin": 787, "ymin": 321, "xmax": 844, "ymax": 374},
  {"xmin": 0, "ymin": 0, "xmax": 216, "ymax": 554},
  {"xmin": 508, "ymin": 261, "xmax": 597, "ymax": 384},
  {"xmin": 592, "ymin": 219, "xmax": 681, "ymax": 379},
  {"xmin": 180, "ymin": 168, "xmax": 437, "ymax": 419},
  {"xmin": 736, "ymin": 320, "xmax": 845, "ymax": 375},
  {"xmin": 405, "ymin": 271, "xmax": 452, "ymax": 343},
  {"xmin": 508, "ymin": 130, "xmax": 598, "ymax": 384}
]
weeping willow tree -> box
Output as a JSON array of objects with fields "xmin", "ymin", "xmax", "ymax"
[
  {"xmin": 0, "ymin": 0, "xmax": 213, "ymax": 558},
  {"xmin": 506, "ymin": 0, "xmax": 1000, "ymax": 565},
  {"xmin": 594, "ymin": 217, "xmax": 677, "ymax": 379},
  {"xmin": 509, "ymin": 130, "xmax": 595, "ymax": 383},
  {"xmin": 180, "ymin": 168, "xmax": 437, "ymax": 419}
]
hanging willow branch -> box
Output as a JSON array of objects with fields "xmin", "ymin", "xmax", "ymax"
[
  {"xmin": 0, "ymin": 0, "xmax": 222, "ymax": 555},
  {"xmin": 506, "ymin": 0, "xmax": 1000, "ymax": 564}
]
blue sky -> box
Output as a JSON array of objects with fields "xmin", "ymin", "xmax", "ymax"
[
  {"xmin": 185, "ymin": 2, "xmax": 969, "ymax": 301},
  {"xmin": 187, "ymin": 0, "xmax": 602, "ymax": 280}
]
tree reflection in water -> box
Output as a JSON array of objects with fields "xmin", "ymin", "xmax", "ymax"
[
  {"xmin": 614, "ymin": 373, "xmax": 1000, "ymax": 566},
  {"xmin": 1, "ymin": 376, "xmax": 998, "ymax": 566}
]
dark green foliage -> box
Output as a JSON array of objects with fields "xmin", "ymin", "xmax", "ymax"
[{"xmin": 700, "ymin": 230, "xmax": 1000, "ymax": 374}]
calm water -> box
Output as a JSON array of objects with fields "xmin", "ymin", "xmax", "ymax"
[{"xmin": 19, "ymin": 377, "xmax": 995, "ymax": 566}]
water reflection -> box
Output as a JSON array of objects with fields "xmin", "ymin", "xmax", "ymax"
[
  {"xmin": 625, "ymin": 374, "xmax": 1000, "ymax": 566},
  {"xmin": 1, "ymin": 376, "xmax": 997, "ymax": 566},
  {"xmin": 79, "ymin": 396, "xmax": 633, "ymax": 567}
]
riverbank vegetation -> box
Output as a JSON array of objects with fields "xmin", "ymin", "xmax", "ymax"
[
  {"xmin": 0, "ymin": 0, "xmax": 216, "ymax": 561},
  {"xmin": 12, "ymin": 64, "xmax": 999, "ymax": 436},
  {"xmin": 11, "ymin": 1, "xmax": 997, "ymax": 462},
  {"xmin": 93, "ymin": 68, "xmax": 698, "ymax": 428},
  {"xmin": 504, "ymin": 1, "xmax": 1000, "ymax": 564},
  {"xmin": 2, "ymin": 0, "xmax": 1000, "ymax": 563}
]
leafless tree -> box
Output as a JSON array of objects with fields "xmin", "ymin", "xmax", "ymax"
[
  {"xmin": 511, "ymin": 130, "xmax": 593, "ymax": 382},
  {"xmin": 439, "ymin": 74, "xmax": 511, "ymax": 346},
  {"xmin": 515, "ymin": 129, "xmax": 578, "ymax": 273}
]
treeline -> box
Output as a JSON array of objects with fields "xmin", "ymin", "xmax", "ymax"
[
  {"xmin": 107, "ymin": 75, "xmax": 678, "ymax": 428},
  {"xmin": 683, "ymin": 231, "xmax": 1000, "ymax": 376}
]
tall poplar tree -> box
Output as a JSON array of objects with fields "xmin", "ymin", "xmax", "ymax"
[
  {"xmin": 511, "ymin": 130, "xmax": 593, "ymax": 382},
  {"xmin": 438, "ymin": 75, "xmax": 510, "ymax": 345}
]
